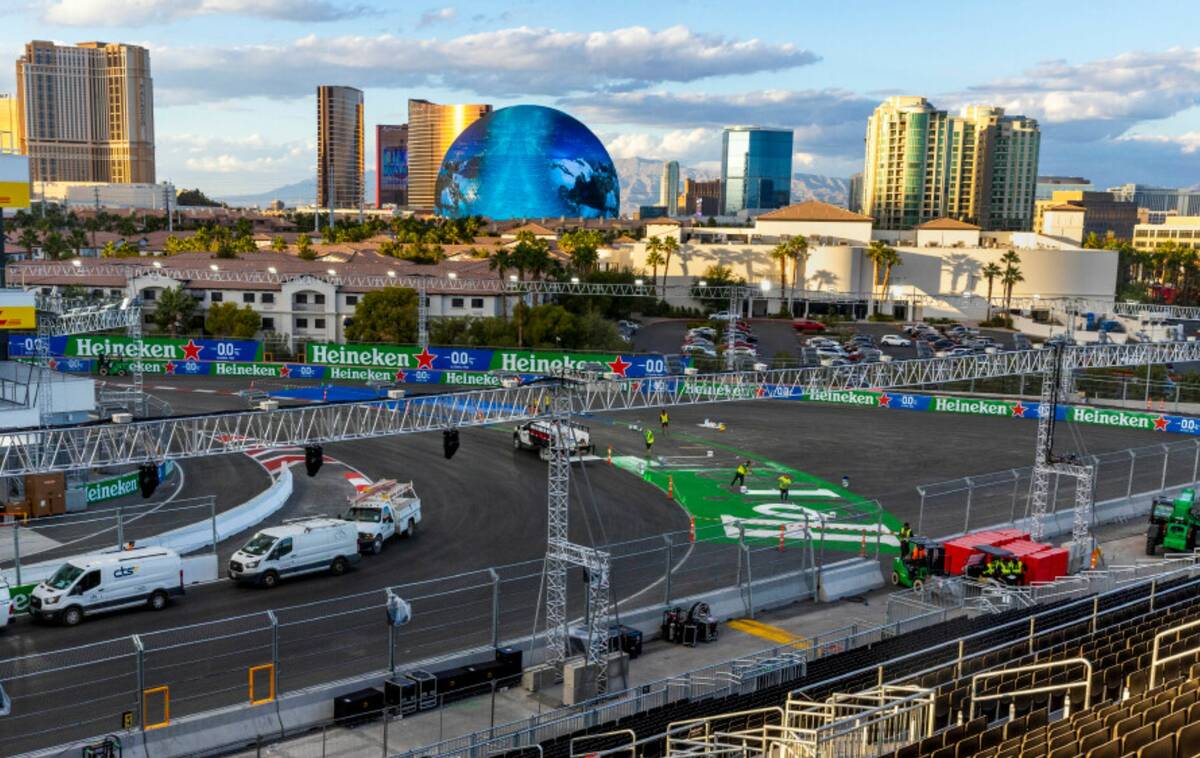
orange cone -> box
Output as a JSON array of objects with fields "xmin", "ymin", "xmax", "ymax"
[
  {"xmin": 689, "ymin": 517, "xmax": 696, "ymax": 543},
  {"xmin": 860, "ymin": 530, "xmax": 867, "ymax": 557},
  {"xmin": 778, "ymin": 524, "xmax": 786, "ymax": 552},
  {"xmin": 668, "ymin": 475, "xmax": 674, "ymax": 499},
  {"xmin": 607, "ymin": 446, "xmax": 612, "ymax": 465}
]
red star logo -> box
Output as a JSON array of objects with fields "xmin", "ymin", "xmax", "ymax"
[
  {"xmin": 607, "ymin": 355, "xmax": 632, "ymax": 377},
  {"xmin": 278, "ymin": 364, "xmax": 291, "ymax": 378},
  {"xmin": 631, "ymin": 381, "xmax": 641, "ymax": 393},
  {"xmin": 755, "ymin": 386, "xmax": 767, "ymax": 397},
  {"xmin": 47, "ymin": 358, "xmax": 58, "ymax": 370},
  {"xmin": 1011, "ymin": 401, "xmax": 1026, "ymax": 417},
  {"xmin": 1154, "ymin": 415, "xmax": 1169, "ymax": 431},
  {"xmin": 414, "ymin": 348, "xmax": 437, "ymax": 370},
  {"xmin": 878, "ymin": 393, "xmax": 891, "ymax": 407},
  {"xmin": 181, "ymin": 339, "xmax": 203, "ymax": 362},
  {"xmin": 164, "ymin": 361, "xmax": 176, "ymax": 375},
  {"xmin": 394, "ymin": 370, "xmax": 407, "ymax": 382}
]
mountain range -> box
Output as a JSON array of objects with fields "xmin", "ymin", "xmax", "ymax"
[{"xmin": 215, "ymin": 161, "xmax": 851, "ymax": 214}]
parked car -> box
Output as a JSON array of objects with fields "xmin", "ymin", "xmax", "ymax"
[
  {"xmin": 32, "ymin": 547, "xmax": 184, "ymax": 625},
  {"xmin": 792, "ymin": 319, "xmax": 826, "ymax": 333},
  {"xmin": 687, "ymin": 326, "xmax": 716, "ymax": 339},
  {"xmin": 342, "ymin": 480, "xmax": 421, "ymax": 554},
  {"xmin": 708, "ymin": 311, "xmax": 736, "ymax": 321},
  {"xmin": 682, "ymin": 344, "xmax": 718, "ymax": 358},
  {"xmin": 937, "ymin": 347, "xmax": 976, "ymax": 358},
  {"xmin": 815, "ymin": 346, "xmax": 847, "ymax": 359},
  {"xmin": 880, "ymin": 334, "xmax": 912, "ymax": 347},
  {"xmin": 931, "ymin": 338, "xmax": 958, "ymax": 350},
  {"xmin": 727, "ymin": 347, "xmax": 758, "ymax": 358}
]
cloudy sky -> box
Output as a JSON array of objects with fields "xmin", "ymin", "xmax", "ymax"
[{"xmin": 2, "ymin": 0, "xmax": 1197, "ymax": 195}]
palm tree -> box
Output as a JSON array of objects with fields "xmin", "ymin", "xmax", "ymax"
[
  {"xmin": 644, "ymin": 236, "xmax": 664, "ymax": 288},
  {"xmin": 790, "ymin": 236, "xmax": 812, "ymax": 316},
  {"xmin": 769, "ymin": 241, "xmax": 791, "ymax": 311},
  {"xmin": 270, "ymin": 236, "xmax": 288, "ymax": 252},
  {"xmin": 41, "ymin": 231, "xmax": 70, "ymax": 260},
  {"xmin": 661, "ymin": 236, "xmax": 679, "ymax": 291},
  {"xmin": 1001, "ymin": 251, "xmax": 1024, "ymax": 314},
  {"xmin": 645, "ymin": 249, "xmax": 666, "ymax": 289},
  {"xmin": 488, "ymin": 247, "xmax": 514, "ymax": 319},
  {"xmin": 152, "ymin": 287, "xmax": 197, "ymax": 336},
  {"xmin": 981, "ymin": 262, "xmax": 1003, "ymax": 320},
  {"xmin": 878, "ymin": 245, "xmax": 902, "ymax": 306},
  {"xmin": 865, "ymin": 240, "xmax": 894, "ymax": 312},
  {"xmin": 17, "ymin": 228, "xmax": 39, "ymax": 259},
  {"xmin": 67, "ymin": 228, "xmax": 89, "ymax": 258}
]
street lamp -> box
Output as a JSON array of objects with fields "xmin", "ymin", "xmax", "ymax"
[
  {"xmin": 635, "ymin": 278, "xmax": 644, "ymax": 286},
  {"xmin": 760, "ymin": 281, "xmax": 771, "ymax": 292},
  {"xmin": 387, "ymin": 270, "xmax": 396, "ymax": 278},
  {"xmin": 570, "ymin": 276, "xmax": 579, "ymax": 284},
  {"xmin": 267, "ymin": 266, "xmax": 277, "ymax": 274},
  {"xmin": 326, "ymin": 268, "xmax": 337, "ymax": 276},
  {"xmin": 209, "ymin": 264, "xmax": 219, "ymax": 272},
  {"xmin": 152, "ymin": 261, "xmax": 162, "ymax": 269},
  {"xmin": 447, "ymin": 272, "xmax": 457, "ymax": 280},
  {"xmin": 699, "ymin": 280, "xmax": 707, "ymax": 287},
  {"xmin": 71, "ymin": 259, "xmax": 82, "ymax": 268}
]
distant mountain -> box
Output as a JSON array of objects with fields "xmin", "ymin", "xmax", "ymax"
[
  {"xmin": 218, "ymin": 161, "xmax": 851, "ymax": 215},
  {"xmin": 217, "ymin": 171, "xmax": 376, "ymax": 208},
  {"xmin": 613, "ymin": 157, "xmax": 849, "ymax": 215}
]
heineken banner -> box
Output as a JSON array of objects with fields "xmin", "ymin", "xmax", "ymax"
[
  {"xmin": 85, "ymin": 461, "xmax": 175, "ymax": 504},
  {"xmin": 306, "ymin": 342, "xmax": 671, "ymax": 378},
  {"xmin": 8, "ymin": 334, "xmax": 262, "ymax": 363}
]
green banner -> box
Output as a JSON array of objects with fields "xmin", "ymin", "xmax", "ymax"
[
  {"xmin": 1068, "ymin": 405, "xmax": 1161, "ymax": 431},
  {"xmin": 8, "ymin": 583, "xmax": 36, "ymax": 615},
  {"xmin": 53, "ymin": 335, "xmax": 263, "ymax": 362},
  {"xmin": 928, "ymin": 396, "xmax": 1015, "ymax": 416},
  {"xmin": 85, "ymin": 461, "xmax": 174, "ymax": 504}
]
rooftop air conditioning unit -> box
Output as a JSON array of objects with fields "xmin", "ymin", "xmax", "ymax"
[{"xmin": 111, "ymin": 412, "xmax": 133, "ymax": 424}]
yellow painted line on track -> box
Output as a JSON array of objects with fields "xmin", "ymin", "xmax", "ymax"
[{"xmin": 725, "ymin": 618, "xmax": 810, "ymax": 649}]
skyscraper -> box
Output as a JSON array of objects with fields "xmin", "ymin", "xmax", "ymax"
[
  {"xmin": 682, "ymin": 178, "xmax": 721, "ymax": 217},
  {"xmin": 720, "ymin": 127, "xmax": 793, "ymax": 216},
  {"xmin": 15, "ymin": 41, "xmax": 155, "ymax": 183},
  {"xmin": 659, "ymin": 160, "xmax": 680, "ymax": 215},
  {"xmin": 375, "ymin": 124, "xmax": 408, "ymax": 208},
  {"xmin": 0, "ymin": 95, "xmax": 18, "ymax": 153},
  {"xmin": 317, "ymin": 86, "xmax": 364, "ymax": 210},
  {"xmin": 861, "ymin": 96, "xmax": 1040, "ymax": 230},
  {"xmin": 848, "ymin": 172, "xmax": 864, "ymax": 213},
  {"xmin": 407, "ymin": 99, "xmax": 492, "ymax": 209}
]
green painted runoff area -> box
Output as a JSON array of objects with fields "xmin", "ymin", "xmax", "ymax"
[{"xmin": 613, "ymin": 432, "xmax": 902, "ymax": 555}]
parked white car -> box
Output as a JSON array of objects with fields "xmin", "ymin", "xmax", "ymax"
[
  {"xmin": 31, "ymin": 547, "xmax": 184, "ymax": 626},
  {"xmin": 815, "ymin": 346, "xmax": 848, "ymax": 359},
  {"xmin": 230, "ymin": 518, "xmax": 361, "ymax": 588},
  {"xmin": 0, "ymin": 578, "xmax": 11, "ymax": 629},
  {"xmin": 880, "ymin": 334, "xmax": 912, "ymax": 347},
  {"xmin": 806, "ymin": 337, "xmax": 838, "ymax": 348}
]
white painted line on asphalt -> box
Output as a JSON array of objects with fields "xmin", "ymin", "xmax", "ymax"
[
  {"xmin": 743, "ymin": 488, "xmax": 839, "ymax": 498},
  {"xmin": 193, "ymin": 389, "xmax": 217, "ymax": 394}
]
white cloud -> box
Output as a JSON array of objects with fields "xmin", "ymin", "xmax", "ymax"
[
  {"xmin": 161, "ymin": 133, "xmax": 312, "ymax": 176},
  {"xmin": 1116, "ymin": 131, "xmax": 1200, "ymax": 154},
  {"xmin": 604, "ymin": 128, "xmax": 720, "ymax": 161},
  {"xmin": 793, "ymin": 152, "xmax": 816, "ymax": 167},
  {"xmin": 417, "ymin": 6, "xmax": 456, "ymax": 27},
  {"xmin": 957, "ymin": 48, "xmax": 1200, "ymax": 140},
  {"xmin": 152, "ymin": 26, "xmax": 817, "ymax": 101},
  {"xmin": 42, "ymin": 0, "xmax": 369, "ymax": 26}
]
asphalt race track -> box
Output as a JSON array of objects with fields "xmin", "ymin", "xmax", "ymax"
[{"xmin": 0, "ymin": 384, "xmax": 1180, "ymax": 753}]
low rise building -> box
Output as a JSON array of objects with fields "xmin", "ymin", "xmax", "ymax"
[{"xmin": 1132, "ymin": 217, "xmax": 1200, "ymax": 252}]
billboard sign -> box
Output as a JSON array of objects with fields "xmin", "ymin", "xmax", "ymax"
[{"xmin": 0, "ymin": 154, "xmax": 31, "ymax": 209}]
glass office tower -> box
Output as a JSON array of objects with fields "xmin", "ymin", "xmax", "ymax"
[{"xmin": 720, "ymin": 127, "xmax": 793, "ymax": 215}]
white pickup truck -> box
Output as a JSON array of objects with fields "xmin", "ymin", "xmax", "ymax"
[
  {"xmin": 342, "ymin": 480, "xmax": 422, "ymax": 555},
  {"xmin": 513, "ymin": 420, "xmax": 594, "ymax": 461}
]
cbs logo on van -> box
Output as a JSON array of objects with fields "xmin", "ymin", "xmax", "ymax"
[{"xmin": 113, "ymin": 566, "xmax": 138, "ymax": 578}]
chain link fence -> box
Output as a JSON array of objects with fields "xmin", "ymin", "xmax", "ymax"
[{"xmin": 913, "ymin": 438, "xmax": 1200, "ymax": 537}]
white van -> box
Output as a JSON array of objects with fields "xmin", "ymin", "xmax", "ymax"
[
  {"xmin": 0, "ymin": 579, "xmax": 11, "ymax": 630},
  {"xmin": 30, "ymin": 547, "xmax": 184, "ymax": 626},
  {"xmin": 229, "ymin": 518, "xmax": 360, "ymax": 588}
]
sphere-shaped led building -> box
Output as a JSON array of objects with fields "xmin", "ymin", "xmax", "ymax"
[{"xmin": 435, "ymin": 105, "xmax": 619, "ymax": 220}]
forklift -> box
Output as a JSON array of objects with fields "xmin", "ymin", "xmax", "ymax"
[
  {"xmin": 890, "ymin": 537, "xmax": 945, "ymax": 590},
  {"xmin": 1146, "ymin": 487, "xmax": 1200, "ymax": 555}
]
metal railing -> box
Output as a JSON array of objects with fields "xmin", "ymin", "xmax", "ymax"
[
  {"xmin": 913, "ymin": 437, "xmax": 1200, "ymax": 537},
  {"xmin": 968, "ymin": 658, "xmax": 1092, "ymax": 720}
]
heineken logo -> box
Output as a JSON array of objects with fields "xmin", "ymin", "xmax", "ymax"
[
  {"xmin": 76, "ymin": 336, "xmax": 177, "ymax": 359},
  {"xmin": 310, "ymin": 344, "xmax": 411, "ymax": 368},
  {"xmin": 499, "ymin": 353, "xmax": 583, "ymax": 373},
  {"xmin": 329, "ymin": 366, "xmax": 396, "ymax": 381},
  {"xmin": 807, "ymin": 389, "xmax": 875, "ymax": 405},
  {"xmin": 933, "ymin": 397, "xmax": 1010, "ymax": 415},
  {"xmin": 215, "ymin": 363, "xmax": 278, "ymax": 377},
  {"xmin": 444, "ymin": 371, "xmax": 499, "ymax": 386},
  {"xmin": 86, "ymin": 475, "xmax": 139, "ymax": 502},
  {"xmin": 1071, "ymin": 407, "xmax": 1154, "ymax": 429}
]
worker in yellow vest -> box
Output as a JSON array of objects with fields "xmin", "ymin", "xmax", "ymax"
[{"xmin": 778, "ymin": 474, "xmax": 792, "ymax": 501}]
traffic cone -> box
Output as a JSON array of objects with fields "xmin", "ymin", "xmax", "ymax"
[
  {"xmin": 667, "ymin": 475, "xmax": 674, "ymax": 499},
  {"xmin": 607, "ymin": 446, "xmax": 612, "ymax": 465},
  {"xmin": 860, "ymin": 530, "xmax": 867, "ymax": 558},
  {"xmin": 778, "ymin": 524, "xmax": 786, "ymax": 552},
  {"xmin": 689, "ymin": 517, "xmax": 696, "ymax": 543}
]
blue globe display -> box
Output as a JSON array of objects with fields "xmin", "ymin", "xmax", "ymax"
[{"xmin": 435, "ymin": 105, "xmax": 620, "ymax": 220}]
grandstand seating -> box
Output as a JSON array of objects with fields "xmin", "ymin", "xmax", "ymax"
[{"xmin": 498, "ymin": 573, "xmax": 1200, "ymax": 757}]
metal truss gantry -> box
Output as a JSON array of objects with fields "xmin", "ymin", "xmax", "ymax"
[
  {"xmin": 542, "ymin": 387, "xmax": 613, "ymax": 688},
  {"xmin": 8, "ymin": 340, "xmax": 1200, "ymax": 477},
  {"xmin": 31, "ymin": 296, "xmax": 145, "ymax": 422}
]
